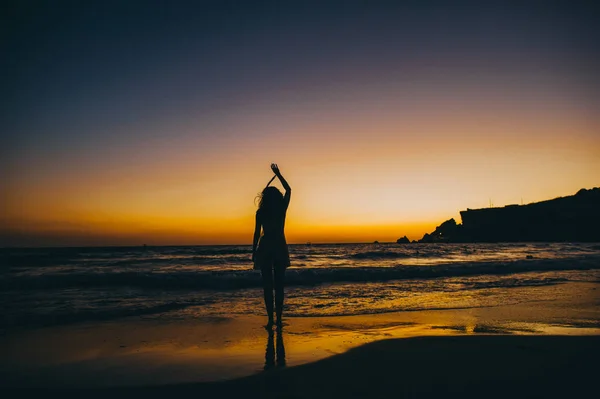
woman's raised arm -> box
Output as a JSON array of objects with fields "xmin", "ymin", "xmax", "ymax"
[{"xmin": 271, "ymin": 163, "xmax": 291, "ymax": 206}]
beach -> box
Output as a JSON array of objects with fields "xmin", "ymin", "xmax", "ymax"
[
  {"xmin": 1, "ymin": 243, "xmax": 599, "ymax": 397},
  {"xmin": 1, "ymin": 280, "xmax": 598, "ymax": 397}
]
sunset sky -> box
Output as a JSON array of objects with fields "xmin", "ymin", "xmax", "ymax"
[{"xmin": 2, "ymin": 1, "xmax": 599, "ymax": 247}]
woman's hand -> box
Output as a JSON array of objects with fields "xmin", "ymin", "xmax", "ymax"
[
  {"xmin": 271, "ymin": 163, "xmax": 291, "ymax": 197},
  {"xmin": 271, "ymin": 163, "xmax": 281, "ymax": 175}
]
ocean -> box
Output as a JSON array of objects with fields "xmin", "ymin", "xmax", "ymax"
[{"xmin": 2, "ymin": 243, "xmax": 600, "ymax": 330}]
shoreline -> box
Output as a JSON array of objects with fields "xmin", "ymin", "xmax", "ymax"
[{"xmin": 1, "ymin": 282, "xmax": 598, "ymax": 390}]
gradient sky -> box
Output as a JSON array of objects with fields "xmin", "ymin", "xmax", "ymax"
[{"xmin": 2, "ymin": 1, "xmax": 599, "ymax": 246}]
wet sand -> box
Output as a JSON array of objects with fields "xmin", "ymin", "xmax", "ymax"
[
  {"xmin": 0, "ymin": 282, "xmax": 598, "ymax": 397},
  {"xmin": 3, "ymin": 335, "xmax": 599, "ymax": 398},
  {"xmin": 98, "ymin": 335, "xmax": 599, "ymax": 398}
]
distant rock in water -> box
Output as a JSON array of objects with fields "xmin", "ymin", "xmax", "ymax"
[
  {"xmin": 415, "ymin": 187, "xmax": 600, "ymax": 243},
  {"xmin": 396, "ymin": 236, "xmax": 410, "ymax": 244}
]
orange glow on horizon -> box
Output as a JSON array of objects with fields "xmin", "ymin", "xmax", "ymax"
[{"xmin": 3, "ymin": 69, "xmax": 599, "ymax": 247}]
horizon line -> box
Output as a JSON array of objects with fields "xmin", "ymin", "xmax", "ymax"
[{"xmin": 0, "ymin": 241, "xmax": 401, "ymax": 250}]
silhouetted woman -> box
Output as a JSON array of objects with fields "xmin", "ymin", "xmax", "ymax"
[{"xmin": 252, "ymin": 163, "xmax": 291, "ymax": 327}]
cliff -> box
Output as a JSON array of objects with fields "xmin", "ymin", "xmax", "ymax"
[{"xmin": 416, "ymin": 187, "xmax": 600, "ymax": 243}]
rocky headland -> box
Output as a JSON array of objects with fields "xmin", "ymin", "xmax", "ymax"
[{"xmin": 398, "ymin": 188, "xmax": 600, "ymax": 243}]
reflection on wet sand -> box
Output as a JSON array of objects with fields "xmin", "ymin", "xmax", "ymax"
[
  {"xmin": 1, "ymin": 282, "xmax": 598, "ymax": 388},
  {"xmin": 264, "ymin": 326, "xmax": 286, "ymax": 370}
]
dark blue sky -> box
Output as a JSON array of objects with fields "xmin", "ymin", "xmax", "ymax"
[{"xmin": 4, "ymin": 1, "xmax": 597, "ymax": 146}]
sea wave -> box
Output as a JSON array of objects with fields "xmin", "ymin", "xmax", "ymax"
[
  {"xmin": 350, "ymin": 251, "xmax": 412, "ymax": 259},
  {"xmin": 97, "ymin": 255, "xmax": 248, "ymax": 267},
  {"xmin": 0, "ymin": 300, "xmax": 213, "ymax": 329},
  {"xmin": 0, "ymin": 275, "xmax": 570, "ymax": 329},
  {"xmin": 2, "ymin": 257, "xmax": 598, "ymax": 292},
  {"xmin": 458, "ymin": 277, "xmax": 568, "ymax": 290},
  {"xmin": 0, "ymin": 247, "xmax": 253, "ymax": 268}
]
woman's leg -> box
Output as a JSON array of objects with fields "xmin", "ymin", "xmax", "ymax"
[
  {"xmin": 273, "ymin": 266, "xmax": 286, "ymax": 325},
  {"xmin": 261, "ymin": 266, "xmax": 274, "ymax": 324}
]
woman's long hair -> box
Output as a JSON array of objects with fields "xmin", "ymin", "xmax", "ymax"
[{"xmin": 257, "ymin": 186, "xmax": 284, "ymax": 219}]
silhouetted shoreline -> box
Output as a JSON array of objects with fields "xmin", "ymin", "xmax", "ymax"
[{"xmin": 403, "ymin": 187, "xmax": 600, "ymax": 243}]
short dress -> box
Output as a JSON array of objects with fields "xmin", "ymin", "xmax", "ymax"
[
  {"xmin": 254, "ymin": 209, "xmax": 290, "ymax": 270},
  {"xmin": 254, "ymin": 235, "xmax": 290, "ymax": 270}
]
